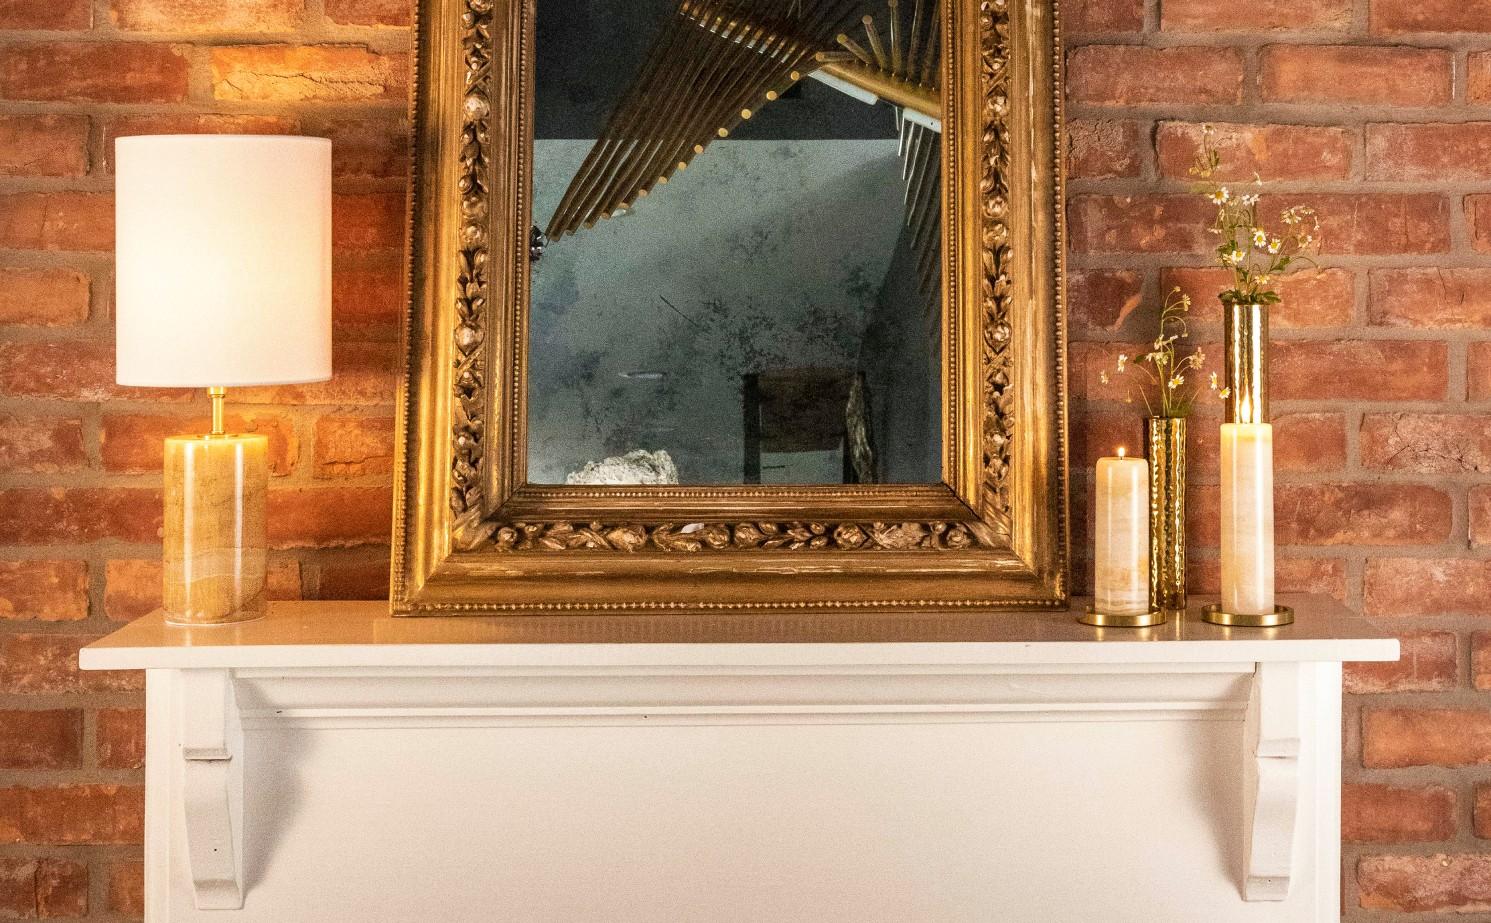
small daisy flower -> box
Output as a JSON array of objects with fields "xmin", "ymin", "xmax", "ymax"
[
  {"xmin": 1252, "ymin": 228, "xmax": 1268, "ymax": 249},
  {"xmin": 1210, "ymin": 188, "xmax": 1231, "ymax": 205}
]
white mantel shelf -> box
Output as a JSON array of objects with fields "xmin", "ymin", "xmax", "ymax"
[
  {"xmin": 82, "ymin": 594, "xmax": 1393, "ymax": 670},
  {"xmin": 82, "ymin": 595, "xmax": 1397, "ymax": 923}
]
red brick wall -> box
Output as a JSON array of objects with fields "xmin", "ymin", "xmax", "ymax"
[
  {"xmin": 1067, "ymin": 0, "xmax": 1491, "ymax": 916},
  {"xmin": 0, "ymin": 0, "xmax": 409, "ymax": 915},
  {"xmin": 0, "ymin": 0, "xmax": 1487, "ymax": 917}
]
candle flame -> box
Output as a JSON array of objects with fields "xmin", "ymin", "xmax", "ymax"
[{"xmin": 1116, "ymin": 447, "xmax": 1126, "ymax": 458}]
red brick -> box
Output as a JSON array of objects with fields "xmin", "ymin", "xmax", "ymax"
[
  {"xmin": 1476, "ymin": 786, "xmax": 1491, "ymax": 838},
  {"xmin": 101, "ymin": 413, "xmax": 298, "ymax": 477},
  {"xmin": 102, "ymin": 114, "xmax": 296, "ymax": 172},
  {"xmin": 325, "ymin": 0, "xmax": 409, "ymax": 26},
  {"xmin": 1343, "ymin": 783, "xmax": 1455, "ymax": 843},
  {"xmin": 1188, "ymin": 555, "xmax": 1347, "ymax": 601},
  {"xmin": 1160, "ymin": 268, "xmax": 1354, "ymax": 328},
  {"xmin": 1162, "ymin": 0, "xmax": 1350, "ymax": 31},
  {"xmin": 106, "ymin": 860, "xmax": 142, "ymax": 916},
  {"xmin": 1474, "ymin": 486, "xmax": 1491, "ymax": 549},
  {"xmin": 0, "ymin": 561, "xmax": 87, "ymax": 621},
  {"xmin": 1466, "ymin": 196, "xmax": 1491, "ymax": 254},
  {"xmin": 1274, "ymin": 340, "xmax": 1446, "ymax": 401},
  {"xmin": 96, "ymin": 709, "xmax": 144, "ymax": 771},
  {"xmin": 237, "ymin": 341, "xmax": 398, "ymax": 405},
  {"xmin": 211, "ymin": 45, "xmax": 408, "ymax": 102},
  {"xmin": 0, "ymin": 193, "xmax": 112, "ymax": 252},
  {"xmin": 311, "ymin": 117, "xmax": 410, "ymax": 180},
  {"xmin": 0, "ymin": 43, "xmax": 188, "ymax": 104},
  {"xmin": 1365, "ymin": 709, "xmax": 1491, "ymax": 768},
  {"xmin": 1371, "ymin": 268, "xmax": 1491, "ymax": 328},
  {"xmin": 1367, "ymin": 559, "xmax": 1491, "ymax": 617},
  {"xmin": 1359, "ymin": 855, "xmax": 1491, "ymax": 912},
  {"xmin": 110, "ymin": 0, "xmax": 303, "ymax": 31},
  {"xmin": 0, "ymin": 268, "xmax": 89, "ymax": 326},
  {"xmin": 1068, "ymin": 339, "xmax": 1164, "ymax": 403},
  {"xmin": 1156, "ymin": 122, "xmax": 1352, "ymax": 181},
  {"xmin": 1301, "ymin": 193, "xmax": 1451, "ymax": 256},
  {"xmin": 0, "ymin": 857, "xmax": 88, "ymax": 918},
  {"xmin": 1275, "ymin": 483, "xmax": 1450, "ymax": 546},
  {"xmin": 317, "ymin": 556, "xmax": 391, "ymax": 599},
  {"xmin": 1475, "ymin": 54, "xmax": 1491, "ymax": 104},
  {"xmin": 333, "ymin": 192, "xmax": 404, "ymax": 252},
  {"xmin": 268, "ymin": 487, "xmax": 392, "ymax": 549},
  {"xmin": 333, "ymin": 256, "xmax": 404, "ymax": 329},
  {"xmin": 1064, "ymin": 0, "xmax": 1142, "ymax": 32},
  {"xmin": 1368, "ymin": 123, "xmax": 1491, "ymax": 182},
  {"xmin": 1190, "ymin": 412, "xmax": 1346, "ymax": 473},
  {"xmin": 1347, "ymin": 631, "xmax": 1458, "ymax": 693},
  {"xmin": 1067, "ymin": 270, "xmax": 1142, "ymax": 333},
  {"xmin": 1067, "ymin": 46, "xmax": 1244, "ymax": 106},
  {"xmin": 314, "ymin": 416, "xmax": 393, "ymax": 478},
  {"xmin": 0, "ymin": 341, "xmax": 184, "ymax": 404},
  {"xmin": 1362, "ymin": 413, "xmax": 1491, "ymax": 474},
  {"xmin": 104, "ymin": 557, "xmax": 301, "ymax": 622},
  {"xmin": 1066, "ymin": 119, "xmax": 1142, "ymax": 179},
  {"xmin": 1372, "ymin": 0, "xmax": 1491, "ymax": 33},
  {"xmin": 0, "ymin": 416, "xmax": 85, "ymax": 475},
  {"xmin": 1068, "ymin": 194, "xmax": 1216, "ymax": 254},
  {"xmin": 1260, "ymin": 45, "xmax": 1452, "ymax": 107},
  {"xmin": 0, "ymin": 488, "xmax": 161, "ymax": 546},
  {"xmin": 1472, "ymin": 342, "xmax": 1491, "ymax": 401},
  {"xmin": 0, "ymin": 635, "xmax": 140, "ymax": 695},
  {"xmin": 0, "ymin": 785, "xmax": 143, "ymax": 845},
  {"xmin": 1471, "ymin": 632, "xmax": 1491, "ymax": 690},
  {"xmin": 0, "ymin": 710, "xmax": 81, "ymax": 770},
  {"xmin": 0, "ymin": 116, "xmax": 88, "ymax": 178},
  {"xmin": 0, "ymin": 0, "xmax": 90, "ymax": 28}
]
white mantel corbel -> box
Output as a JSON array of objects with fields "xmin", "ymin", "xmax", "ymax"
[
  {"xmin": 176, "ymin": 669, "xmax": 244, "ymax": 910},
  {"xmin": 84, "ymin": 596, "xmax": 1394, "ymax": 923}
]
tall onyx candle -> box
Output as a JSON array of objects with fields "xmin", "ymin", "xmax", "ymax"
[
  {"xmin": 1093, "ymin": 451, "xmax": 1151, "ymax": 616},
  {"xmin": 1220, "ymin": 423, "xmax": 1274, "ymax": 615}
]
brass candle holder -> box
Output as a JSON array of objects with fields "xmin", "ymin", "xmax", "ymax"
[
  {"xmin": 1079, "ymin": 606, "xmax": 1166, "ymax": 628},
  {"xmin": 1146, "ymin": 416, "xmax": 1186, "ymax": 612},
  {"xmin": 1201, "ymin": 603, "xmax": 1294, "ymax": 628},
  {"xmin": 1223, "ymin": 301, "xmax": 1268, "ymax": 426}
]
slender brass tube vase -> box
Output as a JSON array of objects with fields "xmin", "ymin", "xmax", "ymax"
[
  {"xmin": 1147, "ymin": 416, "xmax": 1186, "ymax": 612},
  {"xmin": 1224, "ymin": 302, "xmax": 1268, "ymax": 425}
]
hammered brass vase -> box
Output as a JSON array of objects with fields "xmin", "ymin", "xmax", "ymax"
[
  {"xmin": 1147, "ymin": 416, "xmax": 1186, "ymax": 612},
  {"xmin": 1223, "ymin": 301, "xmax": 1268, "ymax": 425}
]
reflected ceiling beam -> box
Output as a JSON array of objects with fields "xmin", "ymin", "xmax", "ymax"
[{"xmin": 545, "ymin": 0, "xmax": 943, "ymax": 242}]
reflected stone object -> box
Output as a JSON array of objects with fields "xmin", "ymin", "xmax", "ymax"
[{"xmin": 566, "ymin": 449, "xmax": 680, "ymax": 486}]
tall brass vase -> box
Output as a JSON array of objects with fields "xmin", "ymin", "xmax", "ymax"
[
  {"xmin": 1147, "ymin": 416, "xmax": 1186, "ymax": 612},
  {"xmin": 1224, "ymin": 302, "xmax": 1268, "ymax": 425}
]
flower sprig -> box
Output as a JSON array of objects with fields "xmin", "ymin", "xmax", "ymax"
[
  {"xmin": 1100, "ymin": 287, "xmax": 1227, "ymax": 418},
  {"xmin": 1191, "ymin": 125, "xmax": 1321, "ymax": 306}
]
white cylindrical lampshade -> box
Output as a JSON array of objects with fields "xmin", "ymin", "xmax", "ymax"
[{"xmin": 115, "ymin": 135, "xmax": 332, "ymax": 387}]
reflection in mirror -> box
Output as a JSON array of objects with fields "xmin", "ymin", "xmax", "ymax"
[{"xmin": 529, "ymin": 0, "xmax": 943, "ymax": 486}]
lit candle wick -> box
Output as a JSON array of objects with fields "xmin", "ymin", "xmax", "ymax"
[{"xmin": 1116, "ymin": 447, "xmax": 1126, "ymax": 459}]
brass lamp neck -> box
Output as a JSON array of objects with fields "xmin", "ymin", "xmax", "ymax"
[{"xmin": 208, "ymin": 387, "xmax": 227, "ymax": 437}]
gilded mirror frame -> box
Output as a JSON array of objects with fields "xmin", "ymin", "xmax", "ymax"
[{"xmin": 392, "ymin": 0, "xmax": 1069, "ymax": 614}]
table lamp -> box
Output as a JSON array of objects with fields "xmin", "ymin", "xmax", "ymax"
[{"xmin": 115, "ymin": 135, "xmax": 332, "ymax": 625}]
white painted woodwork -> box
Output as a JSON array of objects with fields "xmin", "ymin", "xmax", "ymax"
[{"xmin": 81, "ymin": 596, "xmax": 1396, "ymax": 923}]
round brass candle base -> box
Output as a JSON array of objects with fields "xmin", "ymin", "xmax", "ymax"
[
  {"xmin": 1079, "ymin": 607, "xmax": 1167, "ymax": 628},
  {"xmin": 1201, "ymin": 604, "xmax": 1295, "ymax": 628}
]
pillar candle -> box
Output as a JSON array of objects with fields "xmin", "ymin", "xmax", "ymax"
[
  {"xmin": 1094, "ymin": 450, "xmax": 1150, "ymax": 614},
  {"xmin": 1220, "ymin": 423, "xmax": 1274, "ymax": 615}
]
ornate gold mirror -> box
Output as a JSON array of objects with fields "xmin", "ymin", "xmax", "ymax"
[{"xmin": 393, "ymin": 0, "xmax": 1068, "ymax": 614}]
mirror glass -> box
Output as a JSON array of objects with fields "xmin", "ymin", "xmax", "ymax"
[{"xmin": 528, "ymin": 0, "xmax": 943, "ymax": 486}]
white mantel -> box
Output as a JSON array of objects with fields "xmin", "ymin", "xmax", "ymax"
[{"xmin": 81, "ymin": 596, "xmax": 1396, "ymax": 923}]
